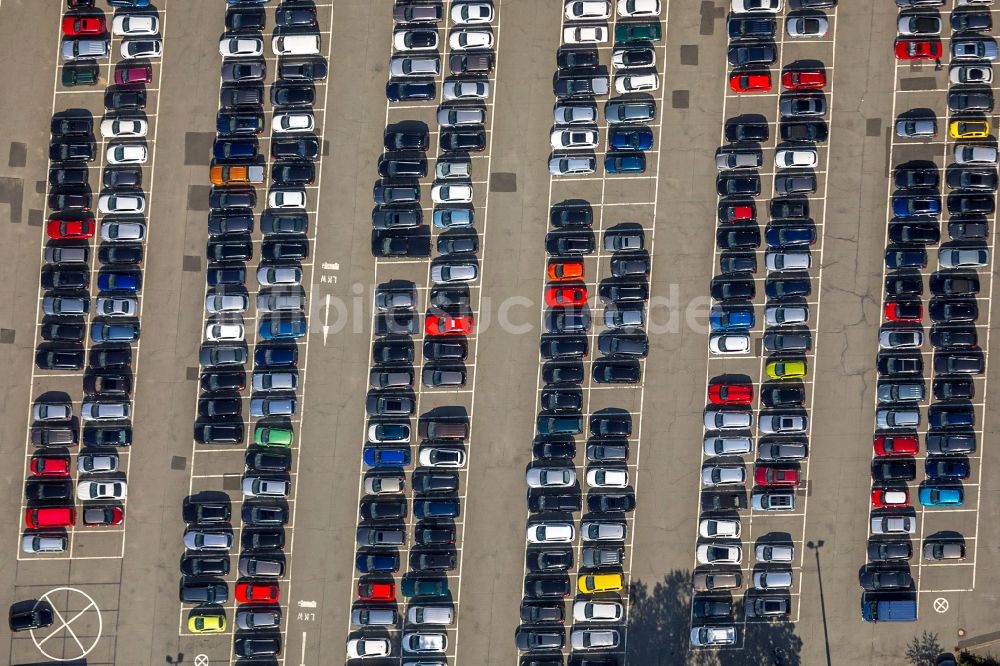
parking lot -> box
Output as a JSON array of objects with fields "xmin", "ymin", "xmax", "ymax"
[{"xmin": 0, "ymin": 1, "xmax": 999, "ymax": 666}]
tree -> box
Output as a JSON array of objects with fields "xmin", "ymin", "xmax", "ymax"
[{"xmin": 905, "ymin": 631, "xmax": 942, "ymax": 666}]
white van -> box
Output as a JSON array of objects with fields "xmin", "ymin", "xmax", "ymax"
[{"xmin": 272, "ymin": 34, "xmax": 320, "ymax": 56}]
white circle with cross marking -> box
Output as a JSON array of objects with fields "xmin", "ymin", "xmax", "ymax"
[
  {"xmin": 30, "ymin": 587, "xmax": 102, "ymax": 662},
  {"xmin": 934, "ymin": 597, "xmax": 949, "ymax": 613},
  {"xmin": 194, "ymin": 655, "xmax": 210, "ymax": 666}
]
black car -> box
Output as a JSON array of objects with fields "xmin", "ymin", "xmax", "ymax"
[
  {"xmin": 613, "ymin": 46, "xmax": 655, "ymax": 67},
  {"xmin": 728, "ymin": 16, "xmax": 776, "ymax": 39},
  {"xmin": 520, "ymin": 603, "xmax": 565, "ymax": 624},
  {"xmin": 414, "ymin": 524, "xmax": 456, "ymax": 546},
  {"xmin": 372, "ymin": 233, "xmax": 428, "ymax": 258},
  {"xmin": 532, "ymin": 438, "xmax": 577, "ymax": 459},
  {"xmin": 711, "ymin": 278, "xmax": 754, "ymax": 301},
  {"xmin": 610, "ymin": 255, "xmax": 650, "ymax": 277},
  {"xmin": 527, "ymin": 492, "xmax": 581, "ymax": 513},
  {"xmin": 885, "ymin": 274, "xmax": 923, "ymax": 296},
  {"xmin": 49, "ymin": 167, "xmax": 88, "ymax": 188},
  {"xmin": 948, "ymin": 219, "xmax": 989, "ymax": 240},
  {"xmin": 780, "ymin": 121, "xmax": 828, "ymax": 142},
  {"xmin": 540, "ymin": 335, "xmax": 588, "ymax": 359},
  {"xmin": 279, "ymin": 59, "xmax": 328, "ymax": 81},
  {"xmin": 220, "ymin": 85, "xmax": 263, "ymax": 108},
  {"xmin": 201, "ymin": 371, "xmax": 246, "ymax": 392},
  {"xmin": 872, "ymin": 458, "xmax": 917, "ymax": 482},
  {"xmin": 207, "ymin": 238, "xmax": 253, "ymax": 262},
  {"xmin": 523, "ymin": 576, "xmax": 571, "ymax": 599},
  {"xmin": 528, "ymin": 548, "xmax": 573, "ymax": 572},
  {"xmin": 556, "ymin": 48, "xmax": 600, "ymax": 69},
  {"xmin": 701, "ymin": 492, "xmax": 745, "ymax": 512},
  {"xmin": 877, "ymin": 353, "xmax": 923, "ymax": 376},
  {"xmin": 209, "ymin": 188, "xmax": 255, "ymax": 209},
  {"xmin": 84, "ymin": 372, "xmax": 131, "ymax": 395},
  {"xmin": 373, "ymin": 207, "xmax": 422, "ymax": 230},
  {"xmin": 384, "ymin": 129, "xmax": 429, "ymax": 152},
  {"xmin": 359, "ymin": 499, "xmax": 407, "ymax": 522},
  {"xmin": 930, "ymin": 326, "xmax": 978, "ymax": 348},
  {"xmin": 36, "ymin": 347, "xmax": 85, "ymax": 370},
  {"xmin": 929, "ymin": 298, "xmax": 978, "ymax": 323},
  {"xmin": 867, "ymin": 540, "xmax": 912, "ymax": 562},
  {"xmin": 770, "ymin": 198, "xmax": 809, "ymax": 219},
  {"xmin": 90, "ymin": 346, "xmax": 131, "ymax": 369},
  {"xmin": 199, "ymin": 397, "xmax": 241, "ymax": 418},
  {"xmin": 762, "ymin": 385, "xmax": 805, "ymax": 407},
  {"xmin": 888, "ymin": 222, "xmax": 940, "ymax": 244},
  {"xmin": 423, "ymin": 339, "xmax": 468, "ymax": 360},
  {"xmin": 952, "ymin": 11, "xmax": 993, "ymax": 32},
  {"xmin": 592, "ymin": 360, "xmax": 641, "ymax": 384},
  {"xmin": 410, "ymin": 551, "xmax": 457, "ymax": 571},
  {"xmin": 716, "ymin": 227, "xmax": 761, "ymax": 250},
  {"xmin": 49, "ymin": 142, "xmax": 95, "ymax": 162},
  {"xmin": 717, "ymin": 173, "xmax": 761, "ymax": 196},
  {"xmin": 545, "ymin": 232, "xmax": 595, "ymax": 256},
  {"xmin": 386, "ymin": 81, "xmax": 436, "ymax": 102},
  {"xmin": 948, "ymin": 194, "xmax": 995, "ymax": 214},
  {"xmin": 216, "ymin": 111, "xmax": 265, "ymax": 136},
  {"xmin": 930, "ymin": 272, "xmax": 980, "ymax": 296},
  {"xmin": 207, "ymin": 211, "xmax": 254, "ymax": 236},
  {"xmin": 895, "ymin": 166, "xmax": 940, "ymax": 189},
  {"xmin": 550, "ymin": 205, "xmax": 593, "ymax": 228},
  {"xmin": 104, "ymin": 87, "xmax": 146, "ymax": 110},
  {"xmin": 542, "ymin": 362, "xmax": 585, "ymax": 385},
  {"xmin": 597, "ymin": 331, "xmax": 649, "ymax": 357},
  {"xmin": 244, "ymin": 529, "xmax": 285, "ymax": 551},
  {"xmin": 412, "ymin": 472, "xmax": 459, "ymax": 494},
  {"xmin": 947, "ymin": 168, "xmax": 998, "ymax": 191},
  {"xmin": 765, "ymin": 276, "xmax": 811, "ymax": 299},
  {"xmin": 99, "ymin": 244, "xmax": 143, "ymax": 265},
  {"xmin": 440, "ymin": 130, "xmax": 487, "ymax": 152},
  {"xmin": 934, "ymin": 376, "xmax": 975, "ymax": 400},
  {"xmin": 243, "ymin": 503, "xmax": 289, "ymax": 526},
  {"xmin": 246, "ymin": 450, "xmax": 292, "ymax": 472},
  {"xmin": 948, "ymin": 89, "xmax": 994, "ymax": 113},
  {"xmin": 725, "ymin": 121, "xmax": 768, "ymax": 143},
  {"xmin": 275, "ymin": 5, "xmax": 317, "ymax": 26},
  {"xmin": 182, "ymin": 501, "xmax": 231, "ymax": 524},
  {"xmin": 41, "ymin": 268, "xmax": 88, "ymax": 290},
  {"xmin": 25, "ymin": 481, "xmax": 73, "ymax": 501},
  {"xmin": 885, "ymin": 246, "xmax": 927, "ymax": 269},
  {"xmin": 84, "ymin": 426, "xmax": 133, "ymax": 447},
  {"xmin": 599, "ymin": 281, "xmax": 649, "ymax": 303},
  {"xmin": 261, "ymin": 212, "xmax": 308, "ymax": 235},
  {"xmin": 272, "ymin": 161, "xmax": 315, "ymax": 185},
  {"xmin": 720, "ymin": 253, "xmax": 757, "ymax": 274},
  {"xmin": 180, "ymin": 555, "xmax": 230, "ymax": 576},
  {"xmin": 271, "ymin": 136, "xmax": 320, "ymax": 159},
  {"xmin": 225, "ymin": 6, "xmax": 265, "ymax": 31},
  {"xmin": 103, "ymin": 166, "xmax": 142, "ymax": 189},
  {"xmin": 51, "ymin": 117, "xmax": 93, "ymax": 136},
  {"xmin": 727, "ymin": 44, "xmax": 776, "ymax": 66},
  {"xmin": 588, "ymin": 492, "xmax": 636, "ymax": 513},
  {"xmin": 271, "ymin": 83, "xmax": 315, "ymax": 107},
  {"xmin": 378, "ymin": 154, "xmax": 427, "ymax": 178},
  {"xmin": 437, "ymin": 233, "xmax": 478, "ymax": 255},
  {"xmin": 9, "ymin": 606, "xmax": 54, "ymax": 632}
]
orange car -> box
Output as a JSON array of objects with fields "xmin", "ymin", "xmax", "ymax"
[
  {"xmin": 545, "ymin": 284, "xmax": 588, "ymax": 307},
  {"xmin": 547, "ymin": 259, "xmax": 584, "ymax": 282},
  {"xmin": 210, "ymin": 164, "xmax": 264, "ymax": 186}
]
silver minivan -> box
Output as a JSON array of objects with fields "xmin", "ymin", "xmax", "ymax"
[
  {"xmin": 390, "ymin": 55, "xmax": 441, "ymax": 77},
  {"xmin": 875, "ymin": 408, "xmax": 920, "ymax": 429},
  {"xmin": 22, "ymin": 534, "xmax": 67, "ymax": 553},
  {"xmin": 44, "ymin": 246, "xmax": 88, "ymax": 264},
  {"xmin": 437, "ymin": 106, "xmax": 487, "ymax": 126},
  {"xmin": 239, "ymin": 555, "xmax": 284, "ymax": 578},
  {"xmin": 356, "ymin": 527, "xmax": 406, "ymax": 547},
  {"xmin": 436, "ymin": 159, "xmax": 471, "ymax": 180},
  {"xmin": 407, "ymin": 606, "xmax": 454, "ymax": 626},
  {"xmin": 61, "ymin": 38, "xmax": 108, "ymax": 61},
  {"xmin": 765, "ymin": 251, "xmax": 811, "ymax": 271},
  {"xmin": 257, "ymin": 292, "xmax": 306, "ymax": 312},
  {"xmin": 753, "ymin": 571, "xmax": 794, "ymax": 590},
  {"xmin": 352, "ymin": 608, "xmax": 398, "ymax": 626}
]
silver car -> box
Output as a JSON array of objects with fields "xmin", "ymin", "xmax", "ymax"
[
  {"xmin": 206, "ymin": 292, "xmax": 249, "ymax": 313},
  {"xmin": 81, "ymin": 401, "xmax": 130, "ymax": 421},
  {"xmin": 715, "ymin": 149, "xmax": 763, "ymax": 171},
  {"xmin": 101, "ymin": 220, "xmax": 146, "ymax": 242},
  {"xmin": 879, "ymin": 329, "xmax": 923, "ymax": 349},
  {"xmin": 896, "ymin": 118, "xmax": 936, "ymax": 138},
  {"xmin": 765, "ymin": 305, "xmax": 808, "ymax": 326},
  {"xmin": 939, "ymin": 246, "xmax": 989, "ymax": 268},
  {"xmin": 436, "ymin": 159, "xmax": 471, "ymax": 180},
  {"xmin": 871, "ymin": 514, "xmax": 915, "ymax": 535},
  {"xmin": 703, "ymin": 436, "xmax": 753, "ymax": 456},
  {"xmin": 22, "ymin": 535, "xmax": 66, "ymax": 553},
  {"xmin": 437, "ymin": 106, "xmax": 487, "ymax": 126},
  {"xmin": 875, "ymin": 408, "xmax": 920, "ymax": 429},
  {"xmin": 549, "ymin": 156, "xmax": 596, "ymax": 175},
  {"xmin": 955, "ymin": 143, "xmax": 998, "ymax": 165},
  {"xmin": 242, "ymin": 477, "xmax": 290, "ymax": 498},
  {"xmin": 183, "ymin": 530, "xmax": 233, "ymax": 551},
  {"xmin": 236, "ymin": 609, "xmax": 281, "ymax": 630},
  {"xmin": 389, "ymin": 55, "xmax": 440, "ymax": 77},
  {"xmin": 758, "ymin": 441, "xmax": 807, "ymax": 461},
  {"xmin": 702, "ymin": 465, "xmax": 746, "ymax": 486},
  {"xmin": 758, "ymin": 414, "xmax": 808, "ymax": 434},
  {"xmin": 238, "ymin": 555, "xmax": 284, "ymax": 578},
  {"xmin": 443, "ymin": 80, "xmax": 489, "ymax": 100},
  {"xmin": 96, "ymin": 297, "xmax": 138, "ymax": 317},
  {"xmin": 43, "ymin": 296, "xmax": 88, "ymax": 316},
  {"xmin": 257, "ymin": 266, "xmax": 303, "ymax": 286},
  {"xmin": 765, "ymin": 251, "xmax": 811, "ymax": 271},
  {"xmin": 554, "ymin": 103, "xmax": 598, "ymax": 125},
  {"xmin": 431, "ymin": 262, "xmax": 478, "ymax": 283},
  {"xmin": 32, "ymin": 402, "xmax": 73, "ymax": 422},
  {"xmin": 755, "ymin": 544, "xmax": 794, "ymax": 563},
  {"xmin": 703, "ymin": 409, "xmax": 753, "ymax": 430},
  {"xmin": 257, "ymin": 292, "xmax": 306, "ymax": 312},
  {"xmin": 580, "ymin": 521, "xmax": 626, "ymax": 541},
  {"xmin": 571, "ymin": 628, "xmax": 620, "ymax": 651},
  {"xmin": 252, "ymin": 371, "xmax": 298, "ymax": 392}
]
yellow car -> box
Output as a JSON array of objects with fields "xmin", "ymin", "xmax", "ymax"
[
  {"xmin": 188, "ymin": 613, "xmax": 226, "ymax": 634},
  {"xmin": 950, "ymin": 119, "xmax": 990, "ymax": 139},
  {"xmin": 766, "ymin": 359, "xmax": 806, "ymax": 380},
  {"xmin": 578, "ymin": 572, "xmax": 623, "ymax": 595}
]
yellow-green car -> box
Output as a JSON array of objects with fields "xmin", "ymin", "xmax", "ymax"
[
  {"xmin": 766, "ymin": 359, "xmax": 806, "ymax": 380},
  {"xmin": 188, "ymin": 613, "xmax": 226, "ymax": 634}
]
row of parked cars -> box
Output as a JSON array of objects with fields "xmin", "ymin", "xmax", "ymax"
[
  {"xmin": 347, "ymin": 1, "xmax": 496, "ymax": 661},
  {"xmin": 858, "ymin": 0, "xmax": 996, "ymax": 622},
  {"xmin": 692, "ymin": 0, "xmax": 837, "ymax": 647},
  {"xmin": 513, "ymin": 2, "xmax": 663, "ymax": 663},
  {"xmin": 22, "ymin": 0, "xmax": 162, "ymax": 556}
]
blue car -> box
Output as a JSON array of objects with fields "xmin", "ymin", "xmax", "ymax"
[
  {"xmin": 109, "ymin": 0, "xmax": 150, "ymax": 6},
  {"xmin": 892, "ymin": 195, "xmax": 941, "ymax": 218},
  {"xmin": 609, "ymin": 127, "xmax": 654, "ymax": 151},
  {"xmin": 885, "ymin": 247, "xmax": 927, "ymax": 270},
  {"xmin": 765, "ymin": 225, "xmax": 815, "ymax": 248},
  {"xmin": 415, "ymin": 500, "xmax": 461, "ymax": 519},
  {"xmin": 363, "ymin": 447, "xmax": 411, "ymax": 468},
  {"xmin": 97, "ymin": 271, "xmax": 141, "ymax": 293},
  {"xmin": 926, "ymin": 458, "xmax": 971, "ymax": 480},
  {"xmin": 709, "ymin": 306, "xmax": 755, "ymax": 332},
  {"xmin": 91, "ymin": 321, "xmax": 140, "ymax": 343},
  {"xmin": 606, "ymin": 153, "xmax": 646, "ymax": 174},
  {"xmin": 213, "ymin": 139, "xmax": 257, "ymax": 161},
  {"xmin": 255, "ymin": 346, "xmax": 298, "ymax": 367},
  {"xmin": 216, "ymin": 112, "xmax": 264, "ymax": 137},
  {"xmin": 433, "ymin": 208, "xmax": 474, "ymax": 229},
  {"xmin": 387, "ymin": 81, "xmax": 436, "ymax": 102},
  {"xmin": 259, "ymin": 316, "xmax": 307, "ymax": 340},
  {"xmin": 918, "ymin": 486, "xmax": 963, "ymax": 507},
  {"xmin": 355, "ymin": 552, "xmax": 399, "ymax": 573}
]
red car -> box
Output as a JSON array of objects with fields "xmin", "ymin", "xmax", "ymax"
[
  {"xmin": 83, "ymin": 506, "xmax": 124, "ymax": 526},
  {"xmin": 30, "ymin": 456, "xmax": 71, "ymax": 477},
  {"xmin": 729, "ymin": 71, "xmax": 771, "ymax": 94},
  {"xmin": 47, "ymin": 218, "xmax": 94, "ymax": 240},
  {"xmin": 895, "ymin": 39, "xmax": 942, "ymax": 61},
  {"xmin": 62, "ymin": 15, "xmax": 105, "ymax": 36},
  {"xmin": 720, "ymin": 202, "xmax": 755, "ymax": 223},
  {"xmin": 236, "ymin": 582, "xmax": 280, "ymax": 604},
  {"xmin": 708, "ymin": 382, "xmax": 753, "ymax": 405},
  {"xmin": 115, "ymin": 65, "xmax": 153, "ymax": 85},
  {"xmin": 357, "ymin": 581, "xmax": 395, "ymax": 602},
  {"xmin": 884, "ymin": 301, "xmax": 922, "ymax": 323},
  {"xmin": 871, "ymin": 488, "xmax": 909, "ymax": 509},
  {"xmin": 782, "ymin": 70, "xmax": 826, "ymax": 90},
  {"xmin": 545, "ymin": 284, "xmax": 588, "ymax": 307},
  {"xmin": 547, "ymin": 259, "xmax": 584, "ymax": 282},
  {"xmin": 25, "ymin": 507, "xmax": 75, "ymax": 529},
  {"xmin": 873, "ymin": 434, "xmax": 918, "ymax": 457},
  {"xmin": 754, "ymin": 466, "xmax": 800, "ymax": 487},
  {"xmin": 425, "ymin": 313, "xmax": 474, "ymax": 336}
]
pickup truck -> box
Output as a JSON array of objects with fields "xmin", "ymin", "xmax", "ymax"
[{"xmin": 210, "ymin": 164, "xmax": 264, "ymax": 186}]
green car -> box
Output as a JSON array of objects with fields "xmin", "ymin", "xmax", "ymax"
[
  {"xmin": 401, "ymin": 578, "xmax": 449, "ymax": 599},
  {"xmin": 254, "ymin": 426, "xmax": 293, "ymax": 447},
  {"xmin": 615, "ymin": 22, "xmax": 662, "ymax": 44},
  {"xmin": 62, "ymin": 64, "xmax": 99, "ymax": 87}
]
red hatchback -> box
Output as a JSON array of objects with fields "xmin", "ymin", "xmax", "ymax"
[
  {"xmin": 25, "ymin": 507, "xmax": 75, "ymax": 529},
  {"xmin": 895, "ymin": 39, "xmax": 942, "ymax": 61},
  {"xmin": 884, "ymin": 301, "xmax": 922, "ymax": 323},
  {"xmin": 425, "ymin": 314, "xmax": 474, "ymax": 336},
  {"xmin": 708, "ymin": 382, "xmax": 753, "ymax": 405},
  {"xmin": 871, "ymin": 488, "xmax": 909, "ymax": 509},
  {"xmin": 115, "ymin": 65, "xmax": 153, "ymax": 85},
  {"xmin": 62, "ymin": 15, "xmax": 105, "ymax": 36},
  {"xmin": 730, "ymin": 71, "xmax": 771, "ymax": 94},
  {"xmin": 30, "ymin": 456, "xmax": 71, "ymax": 477},
  {"xmin": 236, "ymin": 582, "xmax": 280, "ymax": 604},
  {"xmin": 357, "ymin": 581, "xmax": 394, "ymax": 602},
  {"xmin": 754, "ymin": 466, "xmax": 800, "ymax": 487},
  {"xmin": 47, "ymin": 218, "xmax": 94, "ymax": 240},
  {"xmin": 545, "ymin": 285, "xmax": 588, "ymax": 307},
  {"xmin": 782, "ymin": 70, "xmax": 826, "ymax": 90},
  {"xmin": 720, "ymin": 202, "xmax": 755, "ymax": 223},
  {"xmin": 873, "ymin": 434, "xmax": 918, "ymax": 457}
]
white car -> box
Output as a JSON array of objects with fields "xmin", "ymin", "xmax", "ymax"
[
  {"xmin": 100, "ymin": 118, "xmax": 147, "ymax": 138},
  {"xmin": 219, "ymin": 37, "xmax": 264, "ymax": 57},
  {"xmin": 526, "ymin": 522, "xmax": 575, "ymax": 543},
  {"xmin": 77, "ymin": 481, "xmax": 127, "ymax": 501},
  {"xmin": 526, "ymin": 467, "xmax": 577, "ymax": 488},
  {"xmin": 106, "ymin": 144, "xmax": 147, "ymax": 165},
  {"xmin": 554, "ymin": 104, "xmax": 598, "ymax": 125},
  {"xmin": 549, "ymin": 156, "xmax": 596, "ymax": 175},
  {"xmin": 452, "ymin": 1, "xmax": 495, "ymax": 24},
  {"xmin": 755, "ymin": 544, "xmax": 794, "ymax": 562},
  {"xmin": 257, "ymin": 266, "xmax": 303, "ymax": 286},
  {"xmin": 98, "ymin": 194, "xmax": 145, "ymax": 214},
  {"xmin": 432, "ymin": 183, "xmax": 474, "ymax": 204},
  {"xmin": 206, "ymin": 322, "xmax": 245, "ymax": 342},
  {"xmin": 565, "ymin": 0, "xmax": 612, "ymax": 20},
  {"xmin": 775, "ymin": 148, "xmax": 818, "ymax": 168},
  {"xmin": 950, "ymin": 64, "xmax": 993, "ymax": 85},
  {"xmin": 443, "ymin": 80, "xmax": 490, "ymax": 100},
  {"xmin": 112, "ymin": 15, "xmax": 159, "ymax": 36},
  {"xmin": 617, "ymin": 0, "xmax": 661, "ymax": 17},
  {"xmin": 550, "ymin": 128, "xmax": 600, "ymax": 150},
  {"xmin": 731, "ymin": 0, "xmax": 782, "ymax": 13},
  {"xmin": 268, "ymin": 189, "xmax": 307, "ymax": 209},
  {"xmin": 573, "ymin": 601, "xmax": 624, "ymax": 623},
  {"xmin": 691, "ymin": 626, "xmax": 736, "ymax": 647},
  {"xmin": 615, "ymin": 72, "xmax": 658, "ymax": 93},
  {"xmin": 696, "ymin": 543, "xmax": 742, "ymax": 565},
  {"xmin": 393, "ymin": 30, "xmax": 439, "ymax": 51},
  {"xmin": 699, "ymin": 518, "xmax": 741, "ymax": 538},
  {"xmin": 786, "ymin": 16, "xmax": 829, "ymax": 38},
  {"xmin": 419, "ymin": 447, "xmax": 467, "ymax": 468},
  {"xmin": 586, "ymin": 468, "xmax": 629, "ymax": 488},
  {"xmin": 449, "ymin": 30, "xmax": 493, "ymax": 50},
  {"xmin": 403, "ymin": 632, "xmax": 447, "ymax": 654},
  {"xmin": 571, "ymin": 629, "xmax": 620, "ymax": 651},
  {"xmin": 272, "ymin": 112, "xmax": 314, "ymax": 133},
  {"xmin": 347, "ymin": 638, "xmax": 390, "ymax": 659},
  {"xmin": 120, "ymin": 39, "xmax": 162, "ymax": 59},
  {"xmin": 101, "ymin": 221, "xmax": 145, "ymax": 242},
  {"xmin": 702, "ymin": 465, "xmax": 746, "ymax": 486},
  {"xmin": 581, "ymin": 521, "xmax": 626, "ymax": 541},
  {"xmin": 242, "ymin": 477, "xmax": 290, "ymax": 498},
  {"xmin": 564, "ymin": 25, "xmax": 609, "ymax": 44},
  {"xmin": 709, "ymin": 333, "xmax": 750, "ymax": 355}
]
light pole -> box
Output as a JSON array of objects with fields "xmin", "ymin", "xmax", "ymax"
[{"xmin": 807, "ymin": 540, "xmax": 832, "ymax": 666}]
